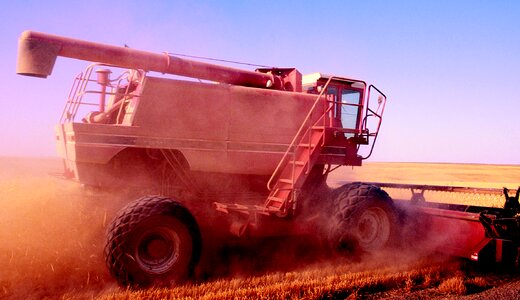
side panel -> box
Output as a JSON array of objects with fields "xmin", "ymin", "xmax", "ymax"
[
  {"xmin": 56, "ymin": 76, "xmax": 323, "ymax": 181},
  {"xmin": 132, "ymin": 77, "xmax": 320, "ymax": 174},
  {"xmin": 55, "ymin": 123, "xmax": 128, "ymax": 183}
]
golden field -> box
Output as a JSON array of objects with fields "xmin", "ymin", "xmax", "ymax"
[
  {"xmin": 330, "ymin": 162, "xmax": 520, "ymax": 207},
  {"xmin": 1, "ymin": 157, "xmax": 519, "ymax": 299}
]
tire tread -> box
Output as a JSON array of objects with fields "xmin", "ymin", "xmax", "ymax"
[{"xmin": 104, "ymin": 195, "xmax": 200, "ymax": 287}]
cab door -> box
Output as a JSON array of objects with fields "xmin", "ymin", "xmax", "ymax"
[
  {"xmin": 338, "ymin": 87, "xmax": 363, "ymax": 138},
  {"xmin": 325, "ymin": 85, "xmax": 363, "ymax": 138}
]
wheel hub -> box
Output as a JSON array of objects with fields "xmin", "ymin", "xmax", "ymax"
[
  {"xmin": 356, "ymin": 207, "xmax": 390, "ymax": 250},
  {"xmin": 136, "ymin": 227, "xmax": 181, "ymax": 275}
]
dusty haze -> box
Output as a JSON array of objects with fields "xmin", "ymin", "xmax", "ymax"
[
  {"xmin": 0, "ymin": 157, "xmax": 128, "ymax": 299},
  {"xmin": 1, "ymin": 157, "xmax": 519, "ymax": 299}
]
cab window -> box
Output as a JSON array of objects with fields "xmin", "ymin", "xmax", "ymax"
[{"xmin": 340, "ymin": 89, "xmax": 361, "ymax": 131}]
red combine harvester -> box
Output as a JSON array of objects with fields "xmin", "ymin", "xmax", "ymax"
[{"xmin": 17, "ymin": 31, "xmax": 520, "ymax": 287}]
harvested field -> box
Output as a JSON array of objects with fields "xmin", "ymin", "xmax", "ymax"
[{"xmin": 1, "ymin": 157, "xmax": 519, "ymax": 299}]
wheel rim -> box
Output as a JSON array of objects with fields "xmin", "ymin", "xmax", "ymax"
[
  {"xmin": 355, "ymin": 207, "xmax": 391, "ymax": 250},
  {"xmin": 135, "ymin": 226, "xmax": 181, "ymax": 275}
]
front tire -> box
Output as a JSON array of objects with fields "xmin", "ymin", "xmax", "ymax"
[
  {"xmin": 328, "ymin": 183, "xmax": 397, "ymax": 255},
  {"xmin": 105, "ymin": 196, "xmax": 201, "ymax": 287}
]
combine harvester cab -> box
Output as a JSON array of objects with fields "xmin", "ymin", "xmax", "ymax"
[{"xmin": 16, "ymin": 30, "xmax": 519, "ymax": 287}]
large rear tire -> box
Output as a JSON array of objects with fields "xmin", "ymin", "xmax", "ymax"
[
  {"xmin": 328, "ymin": 183, "xmax": 397, "ymax": 255},
  {"xmin": 105, "ymin": 196, "xmax": 201, "ymax": 287}
]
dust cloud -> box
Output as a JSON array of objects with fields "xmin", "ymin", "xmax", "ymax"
[
  {"xmin": 0, "ymin": 157, "xmax": 126, "ymax": 299},
  {"xmin": 0, "ymin": 158, "xmax": 470, "ymax": 299}
]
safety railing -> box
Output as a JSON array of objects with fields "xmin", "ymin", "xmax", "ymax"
[
  {"xmin": 60, "ymin": 65, "xmax": 96, "ymax": 123},
  {"xmin": 60, "ymin": 63, "xmax": 144, "ymax": 125},
  {"xmin": 360, "ymin": 84, "xmax": 387, "ymax": 159}
]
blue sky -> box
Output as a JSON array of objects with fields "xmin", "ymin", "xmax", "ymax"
[{"xmin": 1, "ymin": 1, "xmax": 519, "ymax": 164}]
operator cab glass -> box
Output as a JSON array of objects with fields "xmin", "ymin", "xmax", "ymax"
[
  {"xmin": 303, "ymin": 76, "xmax": 364, "ymax": 139},
  {"xmin": 339, "ymin": 89, "xmax": 361, "ymax": 137}
]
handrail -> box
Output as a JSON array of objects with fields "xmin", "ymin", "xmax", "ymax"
[
  {"xmin": 361, "ymin": 84, "xmax": 387, "ymax": 159},
  {"xmin": 61, "ymin": 63, "xmax": 97, "ymax": 123},
  {"xmin": 267, "ymin": 76, "xmax": 336, "ymax": 191},
  {"xmin": 60, "ymin": 72, "xmax": 82, "ymax": 122},
  {"xmin": 71, "ymin": 66, "xmax": 97, "ymax": 121}
]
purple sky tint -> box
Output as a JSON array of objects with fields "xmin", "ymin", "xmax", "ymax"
[{"xmin": 1, "ymin": 1, "xmax": 519, "ymax": 164}]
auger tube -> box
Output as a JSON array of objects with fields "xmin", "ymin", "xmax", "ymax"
[{"xmin": 16, "ymin": 30, "xmax": 280, "ymax": 89}]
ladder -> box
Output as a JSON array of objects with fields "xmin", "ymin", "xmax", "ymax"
[
  {"xmin": 264, "ymin": 77, "xmax": 336, "ymax": 215},
  {"xmin": 263, "ymin": 124, "xmax": 326, "ymax": 214},
  {"xmin": 214, "ymin": 77, "xmax": 338, "ymax": 216}
]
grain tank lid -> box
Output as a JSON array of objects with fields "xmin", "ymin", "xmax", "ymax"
[
  {"xmin": 302, "ymin": 73, "xmax": 326, "ymax": 85},
  {"xmin": 302, "ymin": 72, "xmax": 364, "ymax": 87}
]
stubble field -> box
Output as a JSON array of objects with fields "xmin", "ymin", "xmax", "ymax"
[{"xmin": 1, "ymin": 157, "xmax": 520, "ymax": 299}]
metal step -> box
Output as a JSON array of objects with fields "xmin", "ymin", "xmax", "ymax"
[
  {"xmin": 297, "ymin": 143, "xmax": 316, "ymax": 148},
  {"xmin": 288, "ymin": 160, "xmax": 306, "ymax": 166},
  {"xmin": 278, "ymin": 178, "xmax": 294, "ymax": 185},
  {"xmin": 267, "ymin": 196, "xmax": 285, "ymax": 203}
]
